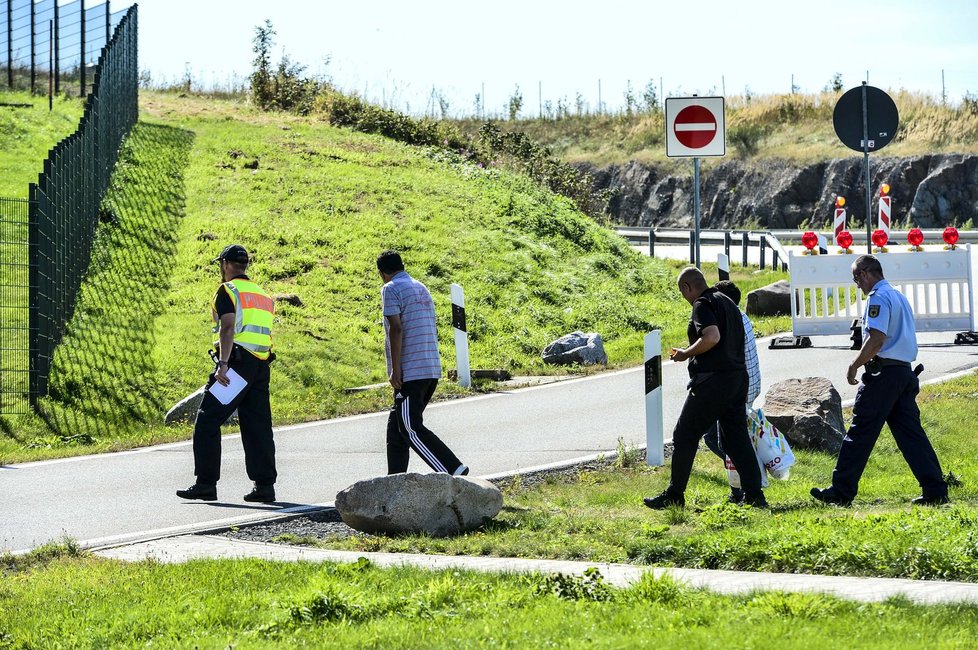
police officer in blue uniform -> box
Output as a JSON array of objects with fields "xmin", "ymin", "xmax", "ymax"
[{"xmin": 811, "ymin": 254, "xmax": 948, "ymax": 506}]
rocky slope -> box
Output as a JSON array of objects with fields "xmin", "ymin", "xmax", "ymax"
[{"xmin": 584, "ymin": 155, "xmax": 978, "ymax": 230}]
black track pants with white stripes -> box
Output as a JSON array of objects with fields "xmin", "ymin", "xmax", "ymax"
[{"xmin": 386, "ymin": 378, "xmax": 464, "ymax": 474}]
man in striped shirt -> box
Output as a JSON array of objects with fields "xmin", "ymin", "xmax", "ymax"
[{"xmin": 378, "ymin": 250, "xmax": 468, "ymax": 476}]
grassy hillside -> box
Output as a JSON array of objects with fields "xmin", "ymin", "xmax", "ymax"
[
  {"xmin": 0, "ymin": 90, "xmax": 788, "ymax": 461},
  {"xmin": 454, "ymin": 91, "xmax": 978, "ymax": 168},
  {"xmin": 0, "ymin": 91, "xmax": 84, "ymax": 197}
]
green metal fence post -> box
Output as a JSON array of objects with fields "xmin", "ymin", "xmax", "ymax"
[
  {"xmin": 6, "ymin": 0, "xmax": 12, "ymax": 89},
  {"xmin": 30, "ymin": 0, "xmax": 36, "ymax": 93},
  {"xmin": 53, "ymin": 0, "xmax": 59, "ymax": 94}
]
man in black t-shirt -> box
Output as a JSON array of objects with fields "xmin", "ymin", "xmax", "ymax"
[{"xmin": 644, "ymin": 267, "xmax": 768, "ymax": 509}]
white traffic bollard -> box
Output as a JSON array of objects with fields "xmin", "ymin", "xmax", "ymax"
[
  {"xmin": 644, "ymin": 330, "xmax": 664, "ymax": 466},
  {"xmin": 717, "ymin": 253, "xmax": 730, "ymax": 281},
  {"xmin": 450, "ymin": 283, "xmax": 471, "ymax": 388}
]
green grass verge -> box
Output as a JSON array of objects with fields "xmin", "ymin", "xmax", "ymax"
[
  {"xmin": 0, "ymin": 92, "xmax": 788, "ymax": 462},
  {"xmin": 0, "ymin": 91, "xmax": 84, "ymax": 197},
  {"xmin": 293, "ymin": 371, "xmax": 978, "ymax": 583},
  {"xmin": 2, "ymin": 545, "xmax": 978, "ymax": 648}
]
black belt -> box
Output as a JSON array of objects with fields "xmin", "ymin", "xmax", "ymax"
[{"xmin": 876, "ymin": 357, "xmax": 911, "ymax": 368}]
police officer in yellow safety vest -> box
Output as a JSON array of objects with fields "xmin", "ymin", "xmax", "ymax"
[{"xmin": 177, "ymin": 244, "xmax": 278, "ymax": 504}]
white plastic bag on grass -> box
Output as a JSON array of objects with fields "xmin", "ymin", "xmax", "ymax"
[{"xmin": 748, "ymin": 407, "xmax": 796, "ymax": 480}]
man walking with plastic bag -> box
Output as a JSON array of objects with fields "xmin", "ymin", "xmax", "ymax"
[
  {"xmin": 643, "ymin": 267, "xmax": 768, "ymax": 509},
  {"xmin": 701, "ymin": 280, "xmax": 763, "ymax": 502}
]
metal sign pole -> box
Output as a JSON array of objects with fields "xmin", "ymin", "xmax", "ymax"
[
  {"xmin": 693, "ymin": 157, "xmax": 701, "ymax": 268},
  {"xmin": 861, "ymin": 82, "xmax": 872, "ymax": 253}
]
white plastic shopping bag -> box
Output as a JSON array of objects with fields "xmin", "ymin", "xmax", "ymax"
[{"xmin": 747, "ymin": 407, "xmax": 796, "ymax": 479}]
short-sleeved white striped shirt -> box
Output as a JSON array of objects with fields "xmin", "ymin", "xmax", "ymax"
[
  {"xmin": 382, "ymin": 271, "xmax": 442, "ymax": 381},
  {"xmin": 742, "ymin": 311, "xmax": 761, "ymax": 406}
]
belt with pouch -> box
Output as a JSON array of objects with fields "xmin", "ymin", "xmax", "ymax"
[{"xmin": 865, "ymin": 356, "xmax": 910, "ymax": 374}]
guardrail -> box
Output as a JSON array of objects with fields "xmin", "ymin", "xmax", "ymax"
[
  {"xmin": 615, "ymin": 226, "xmax": 978, "ymax": 272},
  {"xmin": 615, "ymin": 227, "xmax": 791, "ymax": 271}
]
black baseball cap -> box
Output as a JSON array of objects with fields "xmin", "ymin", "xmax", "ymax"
[{"xmin": 214, "ymin": 244, "xmax": 250, "ymax": 264}]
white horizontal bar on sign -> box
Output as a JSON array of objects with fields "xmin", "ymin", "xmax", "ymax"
[{"xmin": 674, "ymin": 123, "xmax": 717, "ymax": 132}]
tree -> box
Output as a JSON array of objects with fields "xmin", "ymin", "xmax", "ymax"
[
  {"xmin": 825, "ymin": 73, "xmax": 844, "ymax": 93},
  {"xmin": 251, "ymin": 19, "xmax": 275, "ymax": 110},
  {"xmin": 508, "ymin": 85, "xmax": 523, "ymax": 121},
  {"xmin": 623, "ymin": 80, "xmax": 636, "ymax": 117},
  {"xmin": 642, "ymin": 80, "xmax": 659, "ymax": 112}
]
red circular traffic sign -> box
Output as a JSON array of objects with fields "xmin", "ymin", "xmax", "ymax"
[{"xmin": 673, "ymin": 105, "xmax": 717, "ymax": 149}]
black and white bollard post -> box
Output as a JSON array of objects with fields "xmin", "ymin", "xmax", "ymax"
[
  {"xmin": 717, "ymin": 253, "xmax": 730, "ymax": 282},
  {"xmin": 451, "ymin": 283, "xmax": 471, "ymax": 388},
  {"xmin": 644, "ymin": 330, "xmax": 664, "ymax": 466}
]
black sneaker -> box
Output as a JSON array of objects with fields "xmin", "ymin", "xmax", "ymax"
[
  {"xmin": 643, "ymin": 490, "xmax": 685, "ymax": 510},
  {"xmin": 810, "ymin": 486, "xmax": 852, "ymax": 507},
  {"xmin": 453, "ymin": 464, "xmax": 470, "ymax": 476},
  {"xmin": 742, "ymin": 492, "xmax": 769, "ymax": 508},
  {"xmin": 243, "ymin": 484, "xmax": 276, "ymax": 503},
  {"xmin": 727, "ymin": 488, "xmax": 745, "ymax": 504},
  {"xmin": 911, "ymin": 494, "xmax": 950, "ymax": 506},
  {"xmin": 176, "ymin": 483, "xmax": 217, "ymax": 501}
]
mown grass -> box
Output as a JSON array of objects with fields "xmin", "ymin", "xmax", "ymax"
[
  {"xmin": 2, "ymin": 545, "xmax": 978, "ymax": 648},
  {"xmin": 0, "ymin": 91, "xmax": 84, "ymax": 197},
  {"xmin": 0, "ymin": 91, "xmax": 789, "ymax": 462},
  {"xmin": 292, "ymin": 371, "xmax": 978, "ymax": 583},
  {"xmin": 456, "ymin": 90, "xmax": 978, "ymax": 167}
]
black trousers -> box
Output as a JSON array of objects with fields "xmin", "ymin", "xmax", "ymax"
[
  {"xmin": 669, "ymin": 370, "xmax": 763, "ymax": 496},
  {"xmin": 192, "ymin": 349, "xmax": 276, "ymax": 486},
  {"xmin": 831, "ymin": 365, "xmax": 946, "ymax": 500},
  {"xmin": 386, "ymin": 378, "xmax": 464, "ymax": 475}
]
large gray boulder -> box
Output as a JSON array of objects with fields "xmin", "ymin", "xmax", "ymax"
[
  {"xmin": 335, "ymin": 473, "xmax": 503, "ymax": 537},
  {"xmin": 746, "ymin": 281, "xmax": 791, "ymax": 317},
  {"xmin": 542, "ymin": 331, "xmax": 608, "ymax": 366},
  {"xmin": 762, "ymin": 377, "xmax": 845, "ymax": 453}
]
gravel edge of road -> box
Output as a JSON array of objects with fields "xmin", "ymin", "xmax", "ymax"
[{"xmin": 220, "ymin": 443, "xmax": 673, "ymax": 545}]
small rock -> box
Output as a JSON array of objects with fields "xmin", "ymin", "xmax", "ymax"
[
  {"xmin": 165, "ymin": 385, "xmax": 237, "ymax": 427},
  {"xmin": 274, "ymin": 293, "xmax": 304, "ymax": 307},
  {"xmin": 542, "ymin": 331, "xmax": 607, "ymax": 366}
]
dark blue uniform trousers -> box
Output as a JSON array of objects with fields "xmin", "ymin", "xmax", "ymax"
[
  {"xmin": 193, "ymin": 350, "xmax": 276, "ymax": 487},
  {"xmin": 831, "ymin": 365, "xmax": 947, "ymax": 500}
]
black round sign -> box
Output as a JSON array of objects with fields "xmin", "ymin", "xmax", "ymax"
[{"xmin": 833, "ymin": 84, "xmax": 899, "ymax": 152}]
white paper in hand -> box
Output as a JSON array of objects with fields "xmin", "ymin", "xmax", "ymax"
[{"xmin": 208, "ymin": 368, "xmax": 247, "ymax": 405}]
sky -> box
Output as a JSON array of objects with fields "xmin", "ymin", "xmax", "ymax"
[{"xmin": 132, "ymin": 0, "xmax": 978, "ymax": 117}]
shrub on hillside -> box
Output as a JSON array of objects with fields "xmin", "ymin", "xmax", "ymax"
[
  {"xmin": 310, "ymin": 90, "xmax": 610, "ymax": 219},
  {"xmin": 314, "ymin": 90, "xmax": 467, "ymax": 149}
]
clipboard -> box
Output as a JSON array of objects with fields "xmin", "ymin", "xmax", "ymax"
[{"xmin": 208, "ymin": 368, "xmax": 247, "ymax": 405}]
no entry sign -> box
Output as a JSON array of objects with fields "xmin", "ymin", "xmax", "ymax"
[{"xmin": 666, "ymin": 96, "xmax": 725, "ymax": 157}]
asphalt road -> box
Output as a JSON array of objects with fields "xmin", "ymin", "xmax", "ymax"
[{"xmin": 2, "ymin": 332, "xmax": 976, "ymax": 553}]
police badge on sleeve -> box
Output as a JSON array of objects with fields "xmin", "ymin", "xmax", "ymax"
[{"xmin": 868, "ymin": 305, "xmax": 880, "ymax": 318}]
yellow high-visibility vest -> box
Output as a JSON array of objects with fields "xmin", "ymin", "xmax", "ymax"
[{"xmin": 212, "ymin": 278, "xmax": 274, "ymax": 360}]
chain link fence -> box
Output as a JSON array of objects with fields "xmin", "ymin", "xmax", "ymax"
[
  {"xmin": 1, "ymin": 0, "xmax": 130, "ymax": 97},
  {"xmin": 0, "ymin": 5, "xmax": 136, "ymax": 413},
  {"xmin": 0, "ymin": 197, "xmax": 30, "ymax": 413}
]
